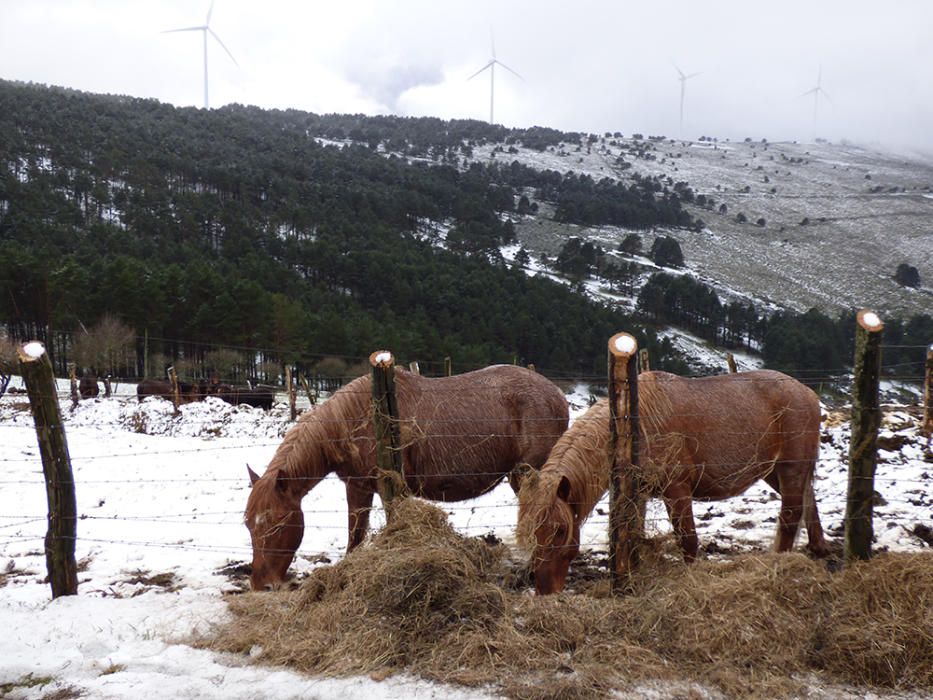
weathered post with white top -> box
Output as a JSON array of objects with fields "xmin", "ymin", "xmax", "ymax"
[
  {"xmin": 369, "ymin": 350, "xmax": 407, "ymax": 516},
  {"xmin": 18, "ymin": 341, "xmax": 78, "ymax": 598},
  {"xmin": 845, "ymin": 309, "xmax": 884, "ymax": 562},
  {"xmin": 608, "ymin": 332, "xmax": 643, "ymax": 593}
]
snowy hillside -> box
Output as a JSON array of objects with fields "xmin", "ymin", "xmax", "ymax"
[{"xmin": 470, "ymin": 136, "xmax": 933, "ymax": 319}]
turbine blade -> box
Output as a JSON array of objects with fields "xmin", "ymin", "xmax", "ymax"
[
  {"xmin": 162, "ymin": 25, "xmax": 207, "ymax": 34},
  {"xmin": 467, "ymin": 61, "xmax": 494, "ymax": 81},
  {"xmin": 490, "ymin": 26, "xmax": 496, "ymax": 60},
  {"xmin": 496, "ymin": 60, "xmax": 524, "ymax": 81},
  {"xmin": 800, "ymin": 87, "xmax": 818, "ymax": 97},
  {"xmin": 208, "ymin": 28, "xmax": 239, "ymax": 66},
  {"xmin": 686, "ymin": 71, "xmax": 701, "ymax": 80},
  {"xmin": 206, "ymin": 0, "xmax": 215, "ymax": 25},
  {"xmin": 820, "ymin": 89, "xmax": 832, "ymax": 104},
  {"xmin": 674, "ymin": 64, "xmax": 685, "ymax": 79}
]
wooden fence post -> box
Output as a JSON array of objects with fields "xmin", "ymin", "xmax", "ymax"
[
  {"xmin": 370, "ymin": 351, "xmax": 407, "ymax": 515},
  {"xmin": 444, "ymin": 356, "xmax": 452, "ymax": 377},
  {"xmin": 607, "ymin": 332, "xmax": 642, "ymax": 594},
  {"xmin": 18, "ymin": 341, "xmax": 78, "ymax": 598},
  {"xmin": 298, "ymin": 373, "xmax": 317, "ymax": 406},
  {"xmin": 527, "ymin": 363, "xmax": 536, "ymax": 373},
  {"xmin": 167, "ymin": 365, "xmax": 181, "ymax": 414},
  {"xmin": 68, "ymin": 362, "xmax": 78, "ymax": 408},
  {"xmin": 923, "ymin": 344, "xmax": 933, "ymax": 446},
  {"xmin": 638, "ymin": 348, "xmax": 650, "ymax": 373},
  {"xmin": 408, "ymin": 361, "xmax": 420, "ymax": 375},
  {"xmin": 285, "ymin": 365, "xmax": 297, "ymax": 421},
  {"xmin": 845, "ymin": 309, "xmax": 884, "ymax": 562},
  {"xmin": 726, "ymin": 352, "xmax": 738, "ymax": 374}
]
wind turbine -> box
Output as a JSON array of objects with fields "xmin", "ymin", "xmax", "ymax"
[
  {"xmin": 801, "ymin": 66, "xmax": 831, "ymax": 138},
  {"xmin": 467, "ymin": 29, "xmax": 523, "ymax": 124},
  {"xmin": 675, "ymin": 65, "xmax": 701, "ymax": 135},
  {"xmin": 162, "ymin": 0, "xmax": 238, "ymax": 109}
]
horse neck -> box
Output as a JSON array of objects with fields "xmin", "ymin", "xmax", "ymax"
[
  {"xmin": 553, "ymin": 400, "xmax": 614, "ymax": 523},
  {"xmin": 267, "ymin": 380, "xmax": 369, "ymax": 495}
]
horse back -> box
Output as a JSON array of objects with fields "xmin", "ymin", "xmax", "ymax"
[
  {"xmin": 392, "ymin": 366, "xmax": 569, "ymax": 498},
  {"xmin": 640, "ymin": 370, "xmax": 819, "ymax": 497}
]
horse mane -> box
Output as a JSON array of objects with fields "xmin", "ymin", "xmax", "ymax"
[
  {"xmin": 517, "ymin": 400, "xmax": 611, "ymax": 549},
  {"xmin": 516, "ymin": 373, "xmax": 674, "ymax": 551},
  {"xmin": 264, "ymin": 374, "xmax": 372, "ymax": 491}
]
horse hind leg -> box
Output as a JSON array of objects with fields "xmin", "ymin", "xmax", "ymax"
[
  {"xmin": 664, "ymin": 484, "xmax": 699, "ymax": 562},
  {"xmin": 801, "ymin": 473, "xmax": 830, "ymax": 556},
  {"xmin": 766, "ymin": 468, "xmax": 829, "ymax": 556},
  {"xmin": 773, "ymin": 469, "xmax": 806, "ymax": 553}
]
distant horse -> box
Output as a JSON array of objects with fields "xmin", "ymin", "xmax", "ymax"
[
  {"xmin": 213, "ymin": 383, "xmax": 275, "ymax": 410},
  {"xmin": 517, "ymin": 370, "xmax": 829, "ymax": 595},
  {"xmin": 245, "ymin": 365, "xmax": 569, "ymax": 590},
  {"xmin": 136, "ymin": 378, "xmax": 198, "ymax": 403},
  {"xmin": 79, "ymin": 373, "xmax": 99, "ymax": 400}
]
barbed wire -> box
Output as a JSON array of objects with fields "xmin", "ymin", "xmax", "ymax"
[
  {"xmin": 2, "ymin": 510, "xmax": 930, "ymax": 559},
  {"xmin": 3, "ymin": 366, "xmax": 930, "ymax": 569},
  {"xmin": 0, "ymin": 458, "xmax": 933, "ymax": 486},
  {"xmin": 0, "ymin": 491, "xmax": 929, "ymax": 530}
]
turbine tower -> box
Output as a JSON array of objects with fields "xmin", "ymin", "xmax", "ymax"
[
  {"xmin": 467, "ymin": 29, "xmax": 523, "ymax": 124},
  {"xmin": 163, "ymin": 0, "xmax": 238, "ymax": 109},
  {"xmin": 675, "ymin": 65, "xmax": 701, "ymax": 136},
  {"xmin": 801, "ymin": 66, "xmax": 831, "ymax": 138}
]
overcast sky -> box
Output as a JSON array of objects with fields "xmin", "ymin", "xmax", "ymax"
[{"xmin": 2, "ymin": 1, "xmax": 932, "ymax": 152}]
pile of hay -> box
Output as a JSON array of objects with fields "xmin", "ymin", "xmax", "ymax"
[{"xmin": 206, "ymin": 500, "xmax": 933, "ymax": 699}]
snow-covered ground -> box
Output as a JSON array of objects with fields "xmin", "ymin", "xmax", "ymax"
[{"xmin": 1, "ymin": 378, "xmax": 930, "ymax": 699}]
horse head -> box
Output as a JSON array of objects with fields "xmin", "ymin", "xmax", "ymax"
[
  {"xmin": 244, "ymin": 465, "xmax": 304, "ymax": 591},
  {"xmin": 519, "ymin": 473, "xmax": 581, "ymax": 595}
]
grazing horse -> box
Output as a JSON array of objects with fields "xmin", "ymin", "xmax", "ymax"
[
  {"xmin": 136, "ymin": 378, "xmax": 199, "ymax": 403},
  {"xmin": 245, "ymin": 365, "xmax": 569, "ymax": 590},
  {"xmin": 517, "ymin": 369, "xmax": 829, "ymax": 595},
  {"xmin": 213, "ymin": 383, "xmax": 275, "ymax": 410}
]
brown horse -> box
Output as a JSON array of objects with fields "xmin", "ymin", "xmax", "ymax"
[
  {"xmin": 517, "ymin": 369, "xmax": 829, "ymax": 595},
  {"xmin": 79, "ymin": 373, "xmax": 99, "ymax": 400},
  {"xmin": 136, "ymin": 378, "xmax": 202, "ymax": 403},
  {"xmin": 245, "ymin": 365, "xmax": 569, "ymax": 590}
]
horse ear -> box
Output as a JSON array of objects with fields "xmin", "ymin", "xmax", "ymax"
[
  {"xmin": 557, "ymin": 476, "xmax": 571, "ymax": 502},
  {"xmin": 247, "ymin": 465, "xmax": 260, "ymax": 486},
  {"xmin": 510, "ymin": 463, "xmax": 535, "ymax": 491}
]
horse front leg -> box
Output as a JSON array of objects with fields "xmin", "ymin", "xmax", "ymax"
[
  {"xmin": 664, "ymin": 484, "xmax": 699, "ymax": 562},
  {"xmin": 345, "ymin": 480, "xmax": 374, "ymax": 553}
]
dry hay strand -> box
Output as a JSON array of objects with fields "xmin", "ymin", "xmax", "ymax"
[
  {"xmin": 206, "ymin": 500, "xmax": 933, "ymax": 698},
  {"xmin": 212, "ymin": 498, "xmax": 507, "ymax": 678},
  {"xmin": 816, "ymin": 552, "xmax": 933, "ymax": 688},
  {"xmin": 612, "ymin": 553, "xmax": 832, "ymax": 698}
]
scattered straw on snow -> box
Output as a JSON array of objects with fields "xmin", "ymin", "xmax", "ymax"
[{"xmin": 205, "ymin": 499, "xmax": 933, "ymax": 700}]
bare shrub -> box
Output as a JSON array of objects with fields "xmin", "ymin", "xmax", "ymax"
[{"xmin": 72, "ymin": 315, "xmax": 135, "ymax": 375}]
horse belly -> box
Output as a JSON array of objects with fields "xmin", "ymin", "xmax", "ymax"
[
  {"xmin": 402, "ymin": 435, "xmax": 514, "ymax": 501},
  {"xmin": 691, "ymin": 460, "xmax": 774, "ymax": 500},
  {"xmin": 408, "ymin": 472, "xmax": 505, "ymax": 501}
]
